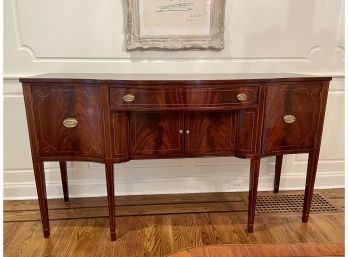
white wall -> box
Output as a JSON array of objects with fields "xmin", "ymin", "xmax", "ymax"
[{"xmin": 4, "ymin": 0, "xmax": 345, "ymax": 199}]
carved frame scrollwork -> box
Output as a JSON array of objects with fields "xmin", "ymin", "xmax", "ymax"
[{"xmin": 123, "ymin": 0, "xmax": 225, "ymax": 50}]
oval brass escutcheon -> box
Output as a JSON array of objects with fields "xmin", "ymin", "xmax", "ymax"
[
  {"xmin": 63, "ymin": 118, "xmax": 78, "ymax": 128},
  {"xmin": 237, "ymin": 93, "xmax": 248, "ymax": 101},
  {"xmin": 283, "ymin": 115, "xmax": 296, "ymax": 124},
  {"xmin": 123, "ymin": 94, "xmax": 135, "ymax": 103}
]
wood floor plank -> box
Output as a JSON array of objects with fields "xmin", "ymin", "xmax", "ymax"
[
  {"xmin": 209, "ymin": 210, "xmax": 253, "ymax": 244},
  {"xmin": 3, "ymin": 222, "xmax": 22, "ymax": 250},
  {"xmin": 4, "ymin": 221, "xmax": 42, "ymax": 257},
  {"xmin": 328, "ymin": 199, "xmax": 345, "ymax": 210},
  {"xmin": 168, "ymin": 244, "xmax": 345, "ymax": 257},
  {"xmin": 4, "ymin": 192, "xmax": 245, "ymax": 211},
  {"xmin": 4, "ymin": 201, "xmax": 247, "ymax": 222},
  {"xmin": 64, "ymin": 219, "xmax": 103, "ymax": 257},
  {"xmin": 317, "ymin": 189, "xmax": 344, "ymax": 199},
  {"xmin": 139, "ymin": 215, "xmax": 174, "ymax": 257},
  {"xmin": 171, "ymin": 213, "xmax": 204, "ymax": 252},
  {"xmin": 199, "ymin": 213, "xmax": 226, "ymax": 245}
]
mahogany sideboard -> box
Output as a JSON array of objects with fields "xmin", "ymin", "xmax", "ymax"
[{"xmin": 20, "ymin": 73, "xmax": 331, "ymax": 241}]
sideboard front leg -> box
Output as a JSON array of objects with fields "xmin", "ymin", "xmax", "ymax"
[
  {"xmin": 247, "ymin": 158, "xmax": 261, "ymax": 233},
  {"xmin": 273, "ymin": 155, "xmax": 283, "ymax": 193},
  {"xmin": 33, "ymin": 161, "xmax": 50, "ymax": 238},
  {"xmin": 105, "ymin": 163, "xmax": 116, "ymax": 241},
  {"xmin": 302, "ymin": 150, "xmax": 320, "ymax": 223},
  {"xmin": 59, "ymin": 161, "xmax": 69, "ymax": 203}
]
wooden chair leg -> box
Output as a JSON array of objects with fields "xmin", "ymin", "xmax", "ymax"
[
  {"xmin": 105, "ymin": 163, "xmax": 116, "ymax": 241},
  {"xmin": 59, "ymin": 161, "xmax": 69, "ymax": 203},
  {"xmin": 247, "ymin": 158, "xmax": 261, "ymax": 233},
  {"xmin": 33, "ymin": 161, "xmax": 50, "ymax": 238},
  {"xmin": 302, "ymin": 150, "xmax": 320, "ymax": 223},
  {"xmin": 274, "ymin": 155, "xmax": 283, "ymax": 193}
]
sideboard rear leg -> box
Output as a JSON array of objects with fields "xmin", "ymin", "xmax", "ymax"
[
  {"xmin": 273, "ymin": 155, "xmax": 283, "ymax": 193},
  {"xmin": 302, "ymin": 150, "xmax": 320, "ymax": 223},
  {"xmin": 105, "ymin": 163, "xmax": 116, "ymax": 241},
  {"xmin": 247, "ymin": 158, "xmax": 261, "ymax": 233},
  {"xmin": 59, "ymin": 161, "xmax": 69, "ymax": 203},
  {"xmin": 33, "ymin": 161, "xmax": 50, "ymax": 238}
]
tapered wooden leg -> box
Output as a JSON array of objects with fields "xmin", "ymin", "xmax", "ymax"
[
  {"xmin": 105, "ymin": 163, "xmax": 116, "ymax": 241},
  {"xmin": 247, "ymin": 158, "xmax": 261, "ymax": 233},
  {"xmin": 33, "ymin": 161, "xmax": 50, "ymax": 238},
  {"xmin": 302, "ymin": 150, "xmax": 320, "ymax": 223},
  {"xmin": 59, "ymin": 161, "xmax": 69, "ymax": 203},
  {"xmin": 273, "ymin": 155, "xmax": 283, "ymax": 193}
]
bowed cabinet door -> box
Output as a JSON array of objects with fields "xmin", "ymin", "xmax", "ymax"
[
  {"xmin": 185, "ymin": 112, "xmax": 236, "ymax": 156},
  {"xmin": 130, "ymin": 112, "xmax": 185, "ymax": 158},
  {"xmin": 262, "ymin": 83, "xmax": 324, "ymax": 155},
  {"xmin": 31, "ymin": 85, "xmax": 105, "ymax": 158}
]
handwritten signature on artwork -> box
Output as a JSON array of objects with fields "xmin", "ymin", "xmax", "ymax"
[{"xmin": 156, "ymin": 2, "xmax": 194, "ymax": 12}]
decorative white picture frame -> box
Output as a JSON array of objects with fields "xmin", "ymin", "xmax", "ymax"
[{"xmin": 124, "ymin": 0, "xmax": 226, "ymax": 50}]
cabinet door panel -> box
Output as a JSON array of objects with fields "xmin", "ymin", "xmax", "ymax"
[
  {"xmin": 263, "ymin": 84, "xmax": 321, "ymax": 154},
  {"xmin": 32, "ymin": 86, "xmax": 104, "ymax": 158},
  {"xmin": 185, "ymin": 112, "xmax": 236, "ymax": 155},
  {"xmin": 130, "ymin": 112, "xmax": 184, "ymax": 157}
]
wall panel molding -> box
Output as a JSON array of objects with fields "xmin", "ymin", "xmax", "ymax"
[
  {"xmin": 11, "ymin": 0, "xmax": 341, "ymax": 61},
  {"xmin": 11, "ymin": 0, "xmax": 37, "ymax": 59}
]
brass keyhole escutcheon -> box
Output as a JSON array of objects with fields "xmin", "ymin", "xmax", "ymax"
[
  {"xmin": 283, "ymin": 115, "xmax": 296, "ymax": 124},
  {"xmin": 63, "ymin": 118, "xmax": 78, "ymax": 128},
  {"xmin": 237, "ymin": 93, "xmax": 248, "ymax": 101},
  {"xmin": 123, "ymin": 94, "xmax": 135, "ymax": 103}
]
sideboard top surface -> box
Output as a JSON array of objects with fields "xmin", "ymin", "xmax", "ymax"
[{"xmin": 20, "ymin": 73, "xmax": 332, "ymax": 84}]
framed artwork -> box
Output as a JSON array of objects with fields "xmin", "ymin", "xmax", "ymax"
[{"xmin": 124, "ymin": 0, "xmax": 226, "ymax": 50}]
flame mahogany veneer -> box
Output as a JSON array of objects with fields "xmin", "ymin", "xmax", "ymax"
[{"xmin": 20, "ymin": 74, "xmax": 331, "ymax": 241}]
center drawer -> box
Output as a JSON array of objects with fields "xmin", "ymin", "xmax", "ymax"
[{"xmin": 109, "ymin": 85, "xmax": 259, "ymax": 110}]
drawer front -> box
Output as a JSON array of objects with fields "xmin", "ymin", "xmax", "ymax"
[
  {"xmin": 186, "ymin": 86, "xmax": 258, "ymax": 108},
  {"xmin": 32, "ymin": 85, "xmax": 104, "ymax": 158},
  {"xmin": 263, "ymin": 83, "xmax": 322, "ymax": 154},
  {"xmin": 110, "ymin": 85, "xmax": 258, "ymax": 110},
  {"xmin": 109, "ymin": 87, "xmax": 184, "ymax": 110}
]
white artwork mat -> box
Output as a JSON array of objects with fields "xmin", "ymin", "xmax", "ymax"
[{"xmin": 139, "ymin": 0, "xmax": 212, "ymax": 37}]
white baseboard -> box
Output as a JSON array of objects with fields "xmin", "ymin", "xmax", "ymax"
[{"xmin": 4, "ymin": 172, "xmax": 344, "ymax": 200}]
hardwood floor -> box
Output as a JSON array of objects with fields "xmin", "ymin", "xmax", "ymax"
[{"xmin": 4, "ymin": 189, "xmax": 344, "ymax": 257}]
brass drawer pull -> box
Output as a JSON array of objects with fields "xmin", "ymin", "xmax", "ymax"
[
  {"xmin": 63, "ymin": 118, "xmax": 78, "ymax": 128},
  {"xmin": 283, "ymin": 115, "xmax": 296, "ymax": 124},
  {"xmin": 123, "ymin": 94, "xmax": 135, "ymax": 103},
  {"xmin": 237, "ymin": 93, "xmax": 248, "ymax": 101}
]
